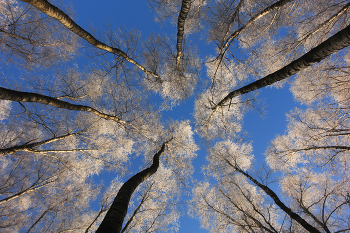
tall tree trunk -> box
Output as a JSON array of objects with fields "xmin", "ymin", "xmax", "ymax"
[
  {"xmin": 19, "ymin": 0, "xmax": 159, "ymax": 79},
  {"xmin": 213, "ymin": 23, "xmax": 350, "ymax": 110},
  {"xmin": 176, "ymin": 0, "xmax": 191, "ymax": 66},
  {"xmin": 96, "ymin": 143, "xmax": 167, "ymax": 233},
  {"xmin": 0, "ymin": 87, "xmax": 128, "ymax": 124}
]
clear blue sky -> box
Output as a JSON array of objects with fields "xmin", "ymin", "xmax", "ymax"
[{"xmin": 70, "ymin": 1, "xmax": 299, "ymax": 232}]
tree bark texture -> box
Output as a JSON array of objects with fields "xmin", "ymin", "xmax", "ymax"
[
  {"xmin": 19, "ymin": 0, "xmax": 159, "ymax": 78},
  {"xmin": 0, "ymin": 87, "xmax": 126, "ymax": 124},
  {"xmin": 96, "ymin": 143, "xmax": 166, "ymax": 233},
  {"xmin": 176, "ymin": 0, "xmax": 191, "ymax": 66},
  {"xmin": 214, "ymin": 23, "xmax": 350, "ymax": 109}
]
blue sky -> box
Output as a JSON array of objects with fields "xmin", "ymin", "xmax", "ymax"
[{"xmin": 68, "ymin": 1, "xmax": 300, "ymax": 232}]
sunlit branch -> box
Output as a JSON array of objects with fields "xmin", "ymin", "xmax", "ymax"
[
  {"xmin": 284, "ymin": 145, "xmax": 350, "ymax": 153},
  {"xmin": 217, "ymin": 187, "xmax": 277, "ymax": 233},
  {"xmin": 85, "ymin": 207, "xmax": 108, "ymax": 233},
  {"xmin": 0, "ymin": 177, "xmax": 56, "ymax": 204},
  {"xmin": 222, "ymin": 0, "xmax": 245, "ymax": 42},
  {"xmin": 0, "ymin": 131, "xmax": 83, "ymax": 156},
  {"xmin": 291, "ymin": 2, "xmax": 350, "ymax": 50}
]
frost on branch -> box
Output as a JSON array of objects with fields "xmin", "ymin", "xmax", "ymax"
[
  {"xmin": 291, "ymin": 49, "xmax": 350, "ymax": 107},
  {"xmin": 147, "ymin": 0, "xmax": 205, "ymax": 34},
  {"xmin": 0, "ymin": 152, "xmax": 99, "ymax": 232},
  {"xmin": 122, "ymin": 165, "xmax": 181, "ymax": 233},
  {"xmin": 195, "ymin": 58, "xmax": 247, "ymax": 140},
  {"xmin": 142, "ymin": 34, "xmax": 200, "ymax": 106},
  {"xmin": 156, "ymin": 120, "xmax": 198, "ymax": 183},
  {"xmin": 190, "ymin": 176, "xmax": 281, "ymax": 233},
  {"xmin": 0, "ymin": 100, "xmax": 10, "ymax": 122},
  {"xmin": 0, "ymin": 0, "xmax": 78, "ymax": 68},
  {"xmin": 279, "ymin": 169, "xmax": 350, "ymax": 232},
  {"xmin": 205, "ymin": 140, "xmax": 254, "ymax": 179},
  {"xmin": 266, "ymin": 106, "xmax": 350, "ymax": 175}
]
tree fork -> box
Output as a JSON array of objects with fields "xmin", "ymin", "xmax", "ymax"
[
  {"xmin": 213, "ymin": 23, "xmax": 350, "ymax": 110},
  {"xmin": 96, "ymin": 142, "xmax": 168, "ymax": 233}
]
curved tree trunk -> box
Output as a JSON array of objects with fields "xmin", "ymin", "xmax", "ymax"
[
  {"xmin": 213, "ymin": 23, "xmax": 350, "ymax": 110},
  {"xmin": 176, "ymin": 0, "xmax": 192, "ymax": 66},
  {"xmin": 96, "ymin": 142, "xmax": 167, "ymax": 233},
  {"xmin": 19, "ymin": 0, "xmax": 159, "ymax": 79}
]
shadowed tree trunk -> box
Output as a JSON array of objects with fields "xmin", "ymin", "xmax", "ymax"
[
  {"xmin": 19, "ymin": 0, "xmax": 159, "ymax": 79},
  {"xmin": 96, "ymin": 142, "xmax": 168, "ymax": 233},
  {"xmin": 213, "ymin": 23, "xmax": 350, "ymax": 110},
  {"xmin": 176, "ymin": 0, "xmax": 191, "ymax": 66},
  {"xmin": 0, "ymin": 87, "xmax": 128, "ymax": 125}
]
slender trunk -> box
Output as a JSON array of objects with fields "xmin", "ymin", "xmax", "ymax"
[
  {"xmin": 96, "ymin": 143, "xmax": 167, "ymax": 233},
  {"xmin": 176, "ymin": 0, "xmax": 191, "ymax": 66},
  {"xmin": 232, "ymin": 165, "xmax": 321, "ymax": 233},
  {"xmin": 0, "ymin": 87, "xmax": 127, "ymax": 124},
  {"xmin": 19, "ymin": 0, "xmax": 159, "ymax": 78},
  {"xmin": 214, "ymin": 23, "xmax": 350, "ymax": 110}
]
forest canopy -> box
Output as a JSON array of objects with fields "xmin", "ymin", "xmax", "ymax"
[{"xmin": 0, "ymin": 0, "xmax": 349, "ymax": 232}]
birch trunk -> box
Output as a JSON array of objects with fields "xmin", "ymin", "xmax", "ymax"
[{"xmin": 214, "ymin": 23, "xmax": 350, "ymax": 109}]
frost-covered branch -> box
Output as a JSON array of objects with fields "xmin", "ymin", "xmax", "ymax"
[
  {"xmin": 213, "ymin": 23, "xmax": 350, "ymax": 110},
  {"xmin": 219, "ymin": 0, "xmax": 294, "ymax": 55},
  {"xmin": 120, "ymin": 183, "xmax": 153, "ymax": 233},
  {"xmin": 0, "ymin": 175, "xmax": 56, "ymax": 204},
  {"xmin": 0, "ymin": 131, "xmax": 82, "ymax": 155}
]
